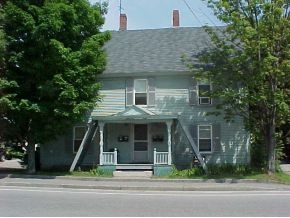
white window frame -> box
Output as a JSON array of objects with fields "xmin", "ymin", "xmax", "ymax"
[
  {"xmin": 73, "ymin": 126, "xmax": 87, "ymax": 153},
  {"xmin": 134, "ymin": 79, "xmax": 148, "ymax": 106},
  {"xmin": 198, "ymin": 125, "xmax": 212, "ymax": 153},
  {"xmin": 198, "ymin": 83, "xmax": 212, "ymax": 105}
]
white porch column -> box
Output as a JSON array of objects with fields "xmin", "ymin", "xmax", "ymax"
[
  {"xmin": 99, "ymin": 122, "xmax": 104, "ymax": 165},
  {"xmin": 166, "ymin": 120, "xmax": 173, "ymax": 165}
]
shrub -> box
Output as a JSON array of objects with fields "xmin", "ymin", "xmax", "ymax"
[
  {"xmin": 169, "ymin": 165, "xmax": 205, "ymax": 178},
  {"xmin": 169, "ymin": 164, "xmax": 253, "ymax": 178},
  {"xmin": 207, "ymin": 164, "xmax": 252, "ymax": 176}
]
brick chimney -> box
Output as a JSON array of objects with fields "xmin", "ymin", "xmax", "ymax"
[
  {"xmin": 119, "ymin": 13, "xmax": 127, "ymax": 31},
  {"xmin": 173, "ymin": 10, "xmax": 180, "ymax": 28}
]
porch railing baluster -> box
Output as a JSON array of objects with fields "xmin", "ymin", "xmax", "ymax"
[
  {"xmin": 102, "ymin": 148, "xmax": 118, "ymax": 165},
  {"xmin": 154, "ymin": 148, "xmax": 169, "ymax": 165}
]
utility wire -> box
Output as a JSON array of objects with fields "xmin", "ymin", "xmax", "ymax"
[
  {"xmin": 181, "ymin": 0, "xmax": 204, "ymax": 26},
  {"xmin": 181, "ymin": 0, "xmax": 220, "ymax": 27}
]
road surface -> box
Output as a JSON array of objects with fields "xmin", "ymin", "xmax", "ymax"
[{"xmin": 1, "ymin": 186, "xmax": 290, "ymax": 216}]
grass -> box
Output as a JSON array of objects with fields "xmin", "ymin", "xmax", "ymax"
[
  {"xmin": 244, "ymin": 172, "xmax": 290, "ymax": 184},
  {"xmin": 32, "ymin": 168, "xmax": 113, "ymax": 178},
  {"xmin": 166, "ymin": 164, "xmax": 290, "ymax": 184}
]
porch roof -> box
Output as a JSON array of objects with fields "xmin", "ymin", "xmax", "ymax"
[{"xmin": 91, "ymin": 105, "xmax": 177, "ymax": 123}]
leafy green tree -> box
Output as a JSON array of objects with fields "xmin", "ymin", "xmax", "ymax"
[
  {"xmin": 2, "ymin": 0, "xmax": 110, "ymax": 173},
  {"xmin": 0, "ymin": 10, "xmax": 6, "ymax": 141},
  {"xmin": 0, "ymin": 3, "xmax": 17, "ymax": 143},
  {"xmin": 192, "ymin": 0, "xmax": 290, "ymax": 173}
]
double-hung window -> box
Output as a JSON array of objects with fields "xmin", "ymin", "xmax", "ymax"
[
  {"xmin": 198, "ymin": 84, "xmax": 212, "ymax": 105},
  {"xmin": 198, "ymin": 125, "xmax": 212, "ymax": 153},
  {"xmin": 73, "ymin": 126, "xmax": 87, "ymax": 153},
  {"xmin": 134, "ymin": 79, "xmax": 147, "ymax": 105}
]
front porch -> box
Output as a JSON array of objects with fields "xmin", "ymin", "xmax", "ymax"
[
  {"xmin": 93, "ymin": 106, "xmax": 177, "ymax": 176},
  {"xmin": 69, "ymin": 106, "xmax": 182, "ymax": 176}
]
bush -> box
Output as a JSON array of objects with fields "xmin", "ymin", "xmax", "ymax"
[
  {"xmin": 207, "ymin": 164, "xmax": 252, "ymax": 176},
  {"xmin": 89, "ymin": 166, "xmax": 112, "ymax": 176},
  {"xmin": 169, "ymin": 164, "xmax": 253, "ymax": 178},
  {"xmin": 169, "ymin": 165, "xmax": 205, "ymax": 178}
]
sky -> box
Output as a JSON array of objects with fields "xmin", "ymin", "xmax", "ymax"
[{"xmin": 89, "ymin": 0, "xmax": 223, "ymax": 31}]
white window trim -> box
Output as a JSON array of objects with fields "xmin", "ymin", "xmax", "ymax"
[
  {"xmin": 134, "ymin": 79, "xmax": 148, "ymax": 106},
  {"xmin": 198, "ymin": 125, "xmax": 212, "ymax": 153},
  {"xmin": 73, "ymin": 126, "xmax": 87, "ymax": 153},
  {"xmin": 198, "ymin": 83, "xmax": 212, "ymax": 105}
]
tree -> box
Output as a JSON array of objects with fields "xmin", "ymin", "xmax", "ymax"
[
  {"xmin": 0, "ymin": 3, "xmax": 17, "ymax": 143},
  {"xmin": 191, "ymin": 0, "xmax": 290, "ymax": 173},
  {"xmin": 2, "ymin": 0, "xmax": 110, "ymax": 173}
]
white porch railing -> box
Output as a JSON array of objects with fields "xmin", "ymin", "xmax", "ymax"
[
  {"xmin": 154, "ymin": 148, "xmax": 169, "ymax": 165},
  {"xmin": 101, "ymin": 148, "xmax": 117, "ymax": 165}
]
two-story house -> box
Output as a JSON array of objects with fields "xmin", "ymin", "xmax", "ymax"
[{"xmin": 40, "ymin": 11, "xmax": 250, "ymax": 176}]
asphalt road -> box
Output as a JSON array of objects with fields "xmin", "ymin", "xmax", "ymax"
[{"xmin": 1, "ymin": 186, "xmax": 290, "ymax": 217}]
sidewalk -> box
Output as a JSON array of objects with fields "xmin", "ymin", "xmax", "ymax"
[{"xmin": 1, "ymin": 173, "xmax": 290, "ymax": 191}]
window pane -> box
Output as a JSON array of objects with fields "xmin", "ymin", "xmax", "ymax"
[
  {"xmin": 75, "ymin": 127, "xmax": 86, "ymax": 139},
  {"xmin": 199, "ymin": 97, "xmax": 211, "ymax": 104},
  {"xmin": 199, "ymin": 126, "xmax": 211, "ymax": 138},
  {"xmin": 134, "ymin": 142, "xmax": 148, "ymax": 151},
  {"xmin": 199, "ymin": 85, "xmax": 210, "ymax": 97},
  {"xmin": 199, "ymin": 139, "xmax": 211, "ymax": 152},
  {"xmin": 135, "ymin": 93, "xmax": 147, "ymax": 105},
  {"xmin": 134, "ymin": 124, "xmax": 148, "ymax": 140},
  {"xmin": 135, "ymin": 80, "xmax": 147, "ymax": 92},
  {"xmin": 74, "ymin": 140, "xmax": 82, "ymax": 153}
]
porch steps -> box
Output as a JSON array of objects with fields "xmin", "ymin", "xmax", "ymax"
[{"xmin": 113, "ymin": 170, "xmax": 153, "ymax": 179}]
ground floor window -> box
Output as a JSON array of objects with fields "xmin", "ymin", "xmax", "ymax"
[
  {"xmin": 198, "ymin": 125, "xmax": 212, "ymax": 152},
  {"xmin": 73, "ymin": 126, "xmax": 87, "ymax": 153}
]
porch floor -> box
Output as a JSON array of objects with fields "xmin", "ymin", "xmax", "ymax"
[
  {"xmin": 116, "ymin": 164, "xmax": 153, "ymax": 170},
  {"xmin": 113, "ymin": 170, "xmax": 153, "ymax": 178}
]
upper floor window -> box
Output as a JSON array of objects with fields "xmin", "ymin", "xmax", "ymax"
[
  {"xmin": 198, "ymin": 125, "xmax": 212, "ymax": 153},
  {"xmin": 134, "ymin": 79, "xmax": 147, "ymax": 105},
  {"xmin": 126, "ymin": 78, "xmax": 155, "ymax": 107},
  {"xmin": 73, "ymin": 126, "xmax": 87, "ymax": 153},
  {"xmin": 198, "ymin": 84, "xmax": 212, "ymax": 105}
]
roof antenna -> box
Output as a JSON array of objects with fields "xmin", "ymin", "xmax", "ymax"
[
  {"xmin": 119, "ymin": 0, "xmax": 127, "ymax": 31},
  {"xmin": 119, "ymin": 0, "xmax": 124, "ymax": 15}
]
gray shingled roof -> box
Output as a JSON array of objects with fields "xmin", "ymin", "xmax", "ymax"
[{"xmin": 103, "ymin": 27, "xmax": 213, "ymax": 74}]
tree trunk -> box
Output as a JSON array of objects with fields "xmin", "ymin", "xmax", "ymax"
[
  {"xmin": 266, "ymin": 119, "xmax": 276, "ymax": 174},
  {"xmin": 27, "ymin": 142, "xmax": 36, "ymax": 174}
]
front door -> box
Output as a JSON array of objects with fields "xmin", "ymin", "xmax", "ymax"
[{"xmin": 133, "ymin": 124, "xmax": 148, "ymax": 163}]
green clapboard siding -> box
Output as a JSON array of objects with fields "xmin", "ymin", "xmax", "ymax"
[{"xmin": 41, "ymin": 74, "xmax": 250, "ymax": 170}]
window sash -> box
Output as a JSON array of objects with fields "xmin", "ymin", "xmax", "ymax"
[
  {"xmin": 73, "ymin": 126, "xmax": 87, "ymax": 153},
  {"xmin": 199, "ymin": 139, "xmax": 212, "ymax": 152},
  {"xmin": 198, "ymin": 84, "xmax": 212, "ymax": 105},
  {"xmin": 134, "ymin": 79, "xmax": 147, "ymax": 105},
  {"xmin": 135, "ymin": 93, "xmax": 147, "ymax": 105},
  {"xmin": 198, "ymin": 125, "xmax": 212, "ymax": 152},
  {"xmin": 135, "ymin": 79, "xmax": 147, "ymax": 93}
]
